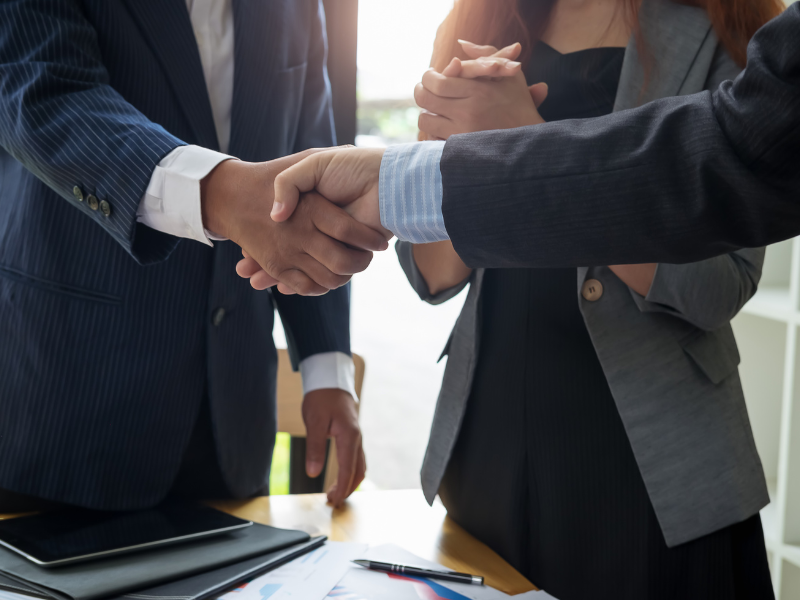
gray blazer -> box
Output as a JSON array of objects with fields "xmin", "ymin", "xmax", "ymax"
[{"xmin": 398, "ymin": 0, "xmax": 769, "ymax": 549}]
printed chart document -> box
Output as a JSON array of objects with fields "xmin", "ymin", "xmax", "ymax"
[
  {"xmin": 326, "ymin": 545, "xmax": 559, "ymax": 600},
  {"xmin": 217, "ymin": 542, "xmax": 366, "ymax": 600}
]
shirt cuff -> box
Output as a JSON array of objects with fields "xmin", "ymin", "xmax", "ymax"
[
  {"xmin": 136, "ymin": 145, "xmax": 235, "ymax": 245},
  {"xmin": 298, "ymin": 351, "xmax": 358, "ymax": 402},
  {"xmin": 379, "ymin": 141, "xmax": 448, "ymax": 243}
]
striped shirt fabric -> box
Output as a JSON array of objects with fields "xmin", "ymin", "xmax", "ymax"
[{"xmin": 379, "ymin": 141, "xmax": 448, "ymax": 244}]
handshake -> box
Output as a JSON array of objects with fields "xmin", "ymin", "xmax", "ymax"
[
  {"xmin": 202, "ymin": 146, "xmax": 391, "ymax": 296},
  {"xmin": 202, "ymin": 41, "xmax": 547, "ymax": 295}
]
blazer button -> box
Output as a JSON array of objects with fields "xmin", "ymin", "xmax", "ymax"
[
  {"xmin": 99, "ymin": 200, "xmax": 112, "ymax": 217},
  {"xmin": 72, "ymin": 186, "xmax": 84, "ymax": 202},
  {"xmin": 87, "ymin": 194, "xmax": 99, "ymax": 211},
  {"xmin": 212, "ymin": 307, "xmax": 226, "ymax": 327},
  {"xmin": 582, "ymin": 278, "xmax": 604, "ymax": 302}
]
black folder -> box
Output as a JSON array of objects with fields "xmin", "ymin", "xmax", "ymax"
[{"xmin": 0, "ymin": 523, "xmax": 317, "ymax": 600}]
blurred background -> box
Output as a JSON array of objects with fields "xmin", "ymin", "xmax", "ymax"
[{"xmin": 272, "ymin": 0, "xmax": 464, "ymax": 494}]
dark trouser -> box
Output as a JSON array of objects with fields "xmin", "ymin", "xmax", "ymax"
[{"xmin": 0, "ymin": 397, "xmax": 241, "ymax": 513}]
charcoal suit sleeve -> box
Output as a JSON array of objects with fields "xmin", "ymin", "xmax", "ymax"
[
  {"xmin": 626, "ymin": 46, "xmax": 766, "ymax": 330},
  {"xmin": 0, "ymin": 0, "xmax": 187, "ymax": 265},
  {"xmin": 440, "ymin": 4, "xmax": 800, "ymax": 269}
]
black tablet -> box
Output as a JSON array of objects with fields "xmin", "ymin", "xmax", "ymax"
[{"xmin": 0, "ymin": 502, "xmax": 252, "ymax": 567}]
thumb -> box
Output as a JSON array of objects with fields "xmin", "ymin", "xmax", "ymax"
[
  {"xmin": 441, "ymin": 57, "xmax": 462, "ymax": 77},
  {"xmin": 271, "ymin": 151, "xmax": 334, "ymax": 222},
  {"xmin": 270, "ymin": 144, "xmax": 354, "ymax": 223},
  {"xmin": 529, "ymin": 82, "xmax": 549, "ymax": 108}
]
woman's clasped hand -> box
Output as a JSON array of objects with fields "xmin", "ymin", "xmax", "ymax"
[{"xmin": 415, "ymin": 40, "xmax": 549, "ymax": 140}]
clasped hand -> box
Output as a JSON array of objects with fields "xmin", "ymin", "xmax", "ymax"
[{"xmin": 416, "ymin": 40, "xmax": 549, "ymax": 139}]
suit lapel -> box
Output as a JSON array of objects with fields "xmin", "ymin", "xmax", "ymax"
[
  {"xmin": 614, "ymin": 0, "xmax": 713, "ymax": 111},
  {"xmin": 122, "ymin": 0, "xmax": 219, "ymax": 149},
  {"xmin": 229, "ymin": 0, "xmax": 282, "ymax": 160}
]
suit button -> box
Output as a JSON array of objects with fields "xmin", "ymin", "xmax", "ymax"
[
  {"xmin": 582, "ymin": 279, "xmax": 604, "ymax": 302},
  {"xmin": 87, "ymin": 194, "xmax": 99, "ymax": 211},
  {"xmin": 212, "ymin": 307, "xmax": 226, "ymax": 326},
  {"xmin": 99, "ymin": 200, "xmax": 112, "ymax": 217},
  {"xmin": 72, "ymin": 186, "xmax": 84, "ymax": 202}
]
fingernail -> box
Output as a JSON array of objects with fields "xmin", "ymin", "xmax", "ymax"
[
  {"xmin": 270, "ymin": 201, "xmax": 283, "ymax": 217},
  {"xmin": 457, "ymin": 39, "xmax": 473, "ymax": 46},
  {"xmin": 506, "ymin": 61, "xmax": 521, "ymax": 69}
]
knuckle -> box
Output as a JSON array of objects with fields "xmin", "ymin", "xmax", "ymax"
[
  {"xmin": 331, "ymin": 218, "xmax": 353, "ymax": 242},
  {"xmin": 413, "ymin": 83, "xmax": 425, "ymax": 104},
  {"xmin": 353, "ymin": 250, "xmax": 373, "ymax": 272},
  {"xmin": 329, "ymin": 273, "xmax": 351, "ymax": 289},
  {"xmin": 295, "ymin": 279, "xmax": 316, "ymax": 296},
  {"xmin": 321, "ymin": 270, "xmax": 343, "ymax": 289},
  {"xmin": 329, "ymin": 253, "xmax": 349, "ymax": 276},
  {"xmin": 342, "ymin": 422, "xmax": 361, "ymax": 438}
]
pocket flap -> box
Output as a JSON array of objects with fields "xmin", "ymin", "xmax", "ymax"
[{"xmin": 681, "ymin": 326, "xmax": 741, "ymax": 385}]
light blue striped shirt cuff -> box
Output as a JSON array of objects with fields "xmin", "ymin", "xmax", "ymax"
[{"xmin": 379, "ymin": 141, "xmax": 448, "ymax": 243}]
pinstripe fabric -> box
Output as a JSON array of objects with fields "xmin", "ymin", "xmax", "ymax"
[
  {"xmin": 441, "ymin": 3, "xmax": 800, "ymax": 268},
  {"xmin": 0, "ymin": 0, "xmax": 349, "ymax": 509}
]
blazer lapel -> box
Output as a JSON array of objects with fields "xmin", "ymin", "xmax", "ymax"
[
  {"xmin": 229, "ymin": 0, "xmax": 282, "ymax": 160},
  {"xmin": 122, "ymin": 0, "xmax": 219, "ymax": 149},
  {"xmin": 614, "ymin": 0, "xmax": 713, "ymax": 111}
]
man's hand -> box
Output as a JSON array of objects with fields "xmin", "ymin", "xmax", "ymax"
[
  {"xmin": 202, "ymin": 150, "xmax": 388, "ymax": 296},
  {"xmin": 235, "ymin": 149, "xmax": 390, "ymax": 290},
  {"xmin": 302, "ymin": 388, "xmax": 366, "ymax": 507},
  {"xmin": 269, "ymin": 147, "xmax": 388, "ymax": 231}
]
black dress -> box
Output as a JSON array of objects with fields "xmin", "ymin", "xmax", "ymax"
[{"xmin": 438, "ymin": 42, "xmax": 774, "ymax": 600}]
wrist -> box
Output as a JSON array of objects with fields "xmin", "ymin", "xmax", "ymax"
[{"xmin": 200, "ymin": 158, "xmax": 244, "ymax": 240}]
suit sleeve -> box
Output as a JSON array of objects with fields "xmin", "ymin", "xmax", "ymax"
[
  {"xmin": 273, "ymin": 286, "xmax": 351, "ymax": 370},
  {"xmin": 625, "ymin": 46, "xmax": 766, "ymax": 331},
  {"xmin": 441, "ymin": 4, "xmax": 800, "ymax": 268},
  {"xmin": 395, "ymin": 241, "xmax": 470, "ymax": 305},
  {"xmin": 273, "ymin": 0, "xmax": 349, "ymax": 371},
  {"xmin": 0, "ymin": 0, "xmax": 186, "ymax": 265}
]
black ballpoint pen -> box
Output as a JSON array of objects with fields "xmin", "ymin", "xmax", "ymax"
[{"xmin": 352, "ymin": 559, "xmax": 485, "ymax": 585}]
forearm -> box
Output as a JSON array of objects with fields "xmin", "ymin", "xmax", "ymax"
[
  {"xmin": 413, "ymin": 241, "xmax": 472, "ymax": 295},
  {"xmin": 608, "ymin": 264, "xmax": 657, "ymax": 297}
]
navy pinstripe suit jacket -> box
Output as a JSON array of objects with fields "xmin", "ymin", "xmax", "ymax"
[{"xmin": 0, "ymin": 0, "xmax": 349, "ymax": 509}]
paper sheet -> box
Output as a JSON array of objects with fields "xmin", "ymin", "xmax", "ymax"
[
  {"xmin": 217, "ymin": 542, "xmax": 367, "ymax": 600},
  {"xmin": 0, "ymin": 592, "xmax": 30, "ymax": 600},
  {"xmin": 325, "ymin": 544, "xmax": 559, "ymax": 600}
]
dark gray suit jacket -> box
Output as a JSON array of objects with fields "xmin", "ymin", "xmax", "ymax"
[
  {"xmin": 440, "ymin": 3, "xmax": 800, "ymax": 268},
  {"xmin": 402, "ymin": 0, "xmax": 770, "ymax": 548}
]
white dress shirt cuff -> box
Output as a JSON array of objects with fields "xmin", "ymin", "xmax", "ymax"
[
  {"xmin": 137, "ymin": 145, "xmax": 234, "ymax": 245},
  {"xmin": 299, "ymin": 351, "xmax": 358, "ymax": 402}
]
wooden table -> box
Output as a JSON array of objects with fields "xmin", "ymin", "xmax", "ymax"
[
  {"xmin": 2, "ymin": 490, "xmax": 535, "ymax": 595},
  {"xmin": 211, "ymin": 490, "xmax": 535, "ymax": 595}
]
